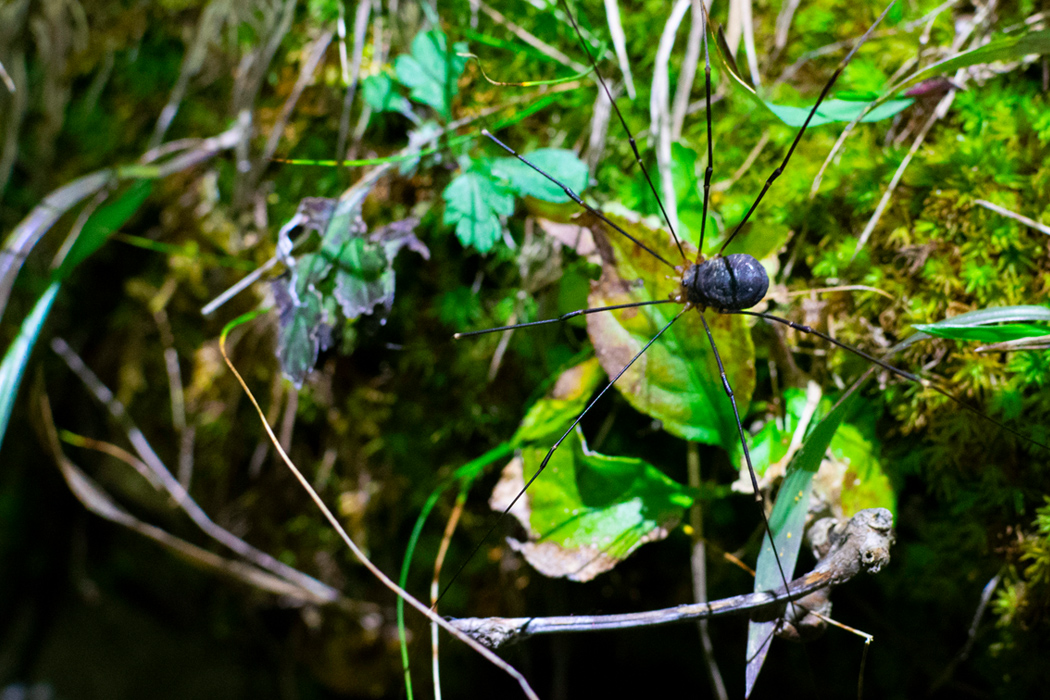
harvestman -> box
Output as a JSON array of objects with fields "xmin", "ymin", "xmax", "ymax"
[{"xmin": 451, "ymin": 0, "xmax": 1042, "ymax": 647}]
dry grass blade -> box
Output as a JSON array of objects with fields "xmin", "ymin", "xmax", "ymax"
[
  {"xmin": 218, "ymin": 328, "xmax": 540, "ymax": 700},
  {"xmin": 974, "ymin": 198, "xmax": 1050, "ymax": 237},
  {"xmin": 39, "ymin": 395, "xmax": 341, "ymax": 606},
  {"xmin": 602, "ymin": 0, "xmax": 637, "ymax": 98},
  {"xmin": 50, "ymin": 336, "xmax": 340, "ymax": 603},
  {"xmin": 651, "ymin": 0, "xmax": 693, "ymax": 236}
]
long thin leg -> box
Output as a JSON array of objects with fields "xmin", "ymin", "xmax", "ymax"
[
  {"xmin": 696, "ymin": 0, "xmax": 714, "ymax": 258},
  {"xmin": 557, "ymin": 0, "xmax": 688, "ymax": 264},
  {"xmin": 454, "ymin": 299, "xmax": 676, "ymax": 339},
  {"xmin": 736, "ymin": 309, "xmax": 1050, "ymax": 451},
  {"xmin": 483, "ymin": 129, "xmax": 676, "ymax": 269},
  {"xmin": 698, "ymin": 314, "xmax": 794, "ymax": 599},
  {"xmin": 440, "ymin": 309, "xmax": 687, "ymax": 602},
  {"xmin": 718, "ymin": 0, "xmax": 898, "ymax": 255}
]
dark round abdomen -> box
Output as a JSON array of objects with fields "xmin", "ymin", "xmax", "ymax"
[{"xmin": 683, "ymin": 254, "xmax": 769, "ymax": 311}]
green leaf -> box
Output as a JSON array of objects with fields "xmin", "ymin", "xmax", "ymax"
[
  {"xmin": 512, "ymin": 358, "xmax": 604, "ymax": 446},
  {"xmin": 442, "ymin": 169, "xmax": 514, "ymax": 253},
  {"xmin": 0, "ymin": 282, "xmax": 60, "ymax": 453},
  {"xmin": 272, "ymin": 275, "xmax": 331, "ymax": 389},
  {"xmin": 712, "ymin": 27, "xmax": 912, "ymax": 127},
  {"xmin": 912, "ymin": 322, "xmax": 1050, "ymax": 343},
  {"xmin": 889, "ymin": 29, "xmax": 1050, "ymax": 98},
  {"xmin": 585, "ymin": 208, "xmax": 754, "ymax": 452},
  {"xmin": 393, "ymin": 29, "xmax": 468, "ymax": 119},
  {"xmin": 362, "ymin": 73, "xmax": 415, "ymax": 119},
  {"xmin": 55, "ymin": 180, "xmax": 152, "ymax": 280},
  {"xmin": 506, "ymin": 428, "xmax": 693, "ymax": 581},
  {"xmin": 829, "ymin": 420, "xmax": 894, "ymax": 517},
  {"xmin": 894, "ymin": 306, "xmax": 1050, "ymax": 355},
  {"xmin": 746, "ymin": 387, "xmax": 812, "ymax": 479},
  {"xmin": 489, "ymin": 149, "xmax": 589, "ymax": 203},
  {"xmin": 765, "ymin": 97, "xmax": 914, "ymax": 127}
]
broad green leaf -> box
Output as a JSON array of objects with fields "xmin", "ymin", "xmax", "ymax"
[
  {"xmin": 393, "ymin": 29, "xmax": 468, "ymax": 119},
  {"xmin": 489, "ymin": 149, "xmax": 589, "ymax": 203},
  {"xmin": 585, "ymin": 208, "xmax": 754, "ymax": 452},
  {"xmin": 512, "ymin": 358, "xmax": 604, "ymax": 446},
  {"xmin": 746, "ymin": 387, "xmax": 812, "ymax": 479},
  {"xmin": 506, "ymin": 428, "xmax": 693, "ymax": 581},
  {"xmin": 829, "ymin": 420, "xmax": 894, "ymax": 517},
  {"xmin": 912, "ymin": 322, "xmax": 1050, "ymax": 343},
  {"xmin": 442, "ymin": 169, "xmax": 514, "ymax": 253},
  {"xmin": 272, "ymin": 184, "xmax": 426, "ymax": 385},
  {"xmin": 334, "ymin": 237, "xmax": 388, "ymax": 281},
  {"xmin": 55, "ymin": 180, "xmax": 153, "ymax": 280},
  {"xmin": 331, "ymin": 218, "xmax": 427, "ymax": 319},
  {"xmin": 0, "ymin": 282, "xmax": 60, "ymax": 454}
]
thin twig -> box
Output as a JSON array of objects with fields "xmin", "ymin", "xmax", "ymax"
[
  {"xmin": 738, "ymin": 0, "xmax": 762, "ymax": 88},
  {"xmin": 0, "ymin": 57, "xmax": 14, "ymax": 92},
  {"xmin": 773, "ymin": 0, "xmax": 803, "ymax": 53},
  {"xmin": 929, "ymin": 571, "xmax": 1002, "ymax": 693},
  {"xmin": 259, "ymin": 31, "xmax": 334, "ymax": 176},
  {"xmin": 40, "ymin": 397, "xmax": 344, "ymax": 607},
  {"xmin": 712, "ymin": 131, "xmax": 770, "ymax": 192},
  {"xmin": 336, "ymin": 0, "xmax": 372, "ymax": 159}
]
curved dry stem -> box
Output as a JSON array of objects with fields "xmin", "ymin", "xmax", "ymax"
[{"xmin": 218, "ymin": 334, "xmax": 540, "ymax": 700}]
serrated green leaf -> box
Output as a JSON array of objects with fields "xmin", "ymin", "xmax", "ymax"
[
  {"xmin": 393, "ymin": 29, "xmax": 468, "ymax": 119},
  {"xmin": 512, "ymin": 428, "xmax": 693, "ymax": 581},
  {"xmin": 273, "ymin": 277, "xmax": 330, "ymax": 389},
  {"xmin": 442, "ymin": 169, "xmax": 514, "ymax": 253},
  {"xmin": 489, "ymin": 149, "xmax": 589, "ymax": 203}
]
